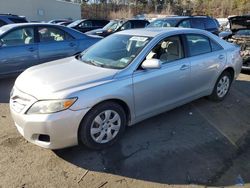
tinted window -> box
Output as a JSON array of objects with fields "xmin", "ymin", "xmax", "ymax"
[
  {"xmin": 38, "ymin": 27, "xmax": 73, "ymax": 42},
  {"xmin": 94, "ymin": 20, "xmax": 106, "ymax": 27},
  {"xmin": 186, "ymin": 34, "xmax": 211, "ymax": 56},
  {"xmin": 0, "ymin": 20, "xmax": 6, "ymax": 27},
  {"xmin": 1, "ymin": 27, "xmax": 34, "ymax": 46},
  {"xmin": 210, "ymin": 40, "xmax": 223, "ymax": 51},
  {"xmin": 191, "ymin": 19, "xmax": 205, "ymax": 29},
  {"xmin": 9, "ymin": 18, "xmax": 27, "ymax": 23},
  {"xmin": 146, "ymin": 35, "xmax": 184, "ymax": 63},
  {"xmin": 205, "ymin": 18, "xmax": 217, "ymax": 29},
  {"xmin": 133, "ymin": 21, "xmax": 148, "ymax": 28},
  {"xmin": 121, "ymin": 21, "xmax": 132, "ymax": 30},
  {"xmin": 178, "ymin": 19, "xmax": 191, "ymax": 28},
  {"xmin": 79, "ymin": 20, "xmax": 92, "ymax": 28}
]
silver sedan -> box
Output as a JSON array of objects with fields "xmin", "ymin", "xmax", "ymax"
[{"xmin": 10, "ymin": 28, "xmax": 242, "ymax": 149}]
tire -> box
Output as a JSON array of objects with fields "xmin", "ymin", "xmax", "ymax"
[
  {"xmin": 208, "ymin": 71, "xmax": 233, "ymax": 101},
  {"xmin": 78, "ymin": 101, "xmax": 127, "ymax": 150}
]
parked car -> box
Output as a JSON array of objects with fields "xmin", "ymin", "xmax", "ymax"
[
  {"xmin": 0, "ymin": 23, "xmax": 102, "ymax": 78},
  {"xmin": 147, "ymin": 16, "xmax": 220, "ymax": 35},
  {"xmin": 10, "ymin": 28, "xmax": 242, "ymax": 149},
  {"xmin": 0, "ymin": 14, "xmax": 28, "ymax": 27},
  {"xmin": 85, "ymin": 19, "xmax": 150, "ymax": 37},
  {"xmin": 68, "ymin": 19, "xmax": 109, "ymax": 33},
  {"xmin": 221, "ymin": 15, "xmax": 250, "ymax": 70}
]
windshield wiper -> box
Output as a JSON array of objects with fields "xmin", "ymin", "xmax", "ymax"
[{"xmin": 83, "ymin": 59, "xmax": 105, "ymax": 68}]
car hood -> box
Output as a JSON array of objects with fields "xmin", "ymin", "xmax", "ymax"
[
  {"xmin": 15, "ymin": 57, "xmax": 119, "ymax": 99},
  {"xmin": 229, "ymin": 16, "xmax": 250, "ymax": 32}
]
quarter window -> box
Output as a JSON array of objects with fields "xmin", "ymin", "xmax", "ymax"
[
  {"xmin": 210, "ymin": 40, "xmax": 223, "ymax": 51},
  {"xmin": 0, "ymin": 27, "xmax": 34, "ymax": 46},
  {"xmin": 186, "ymin": 34, "xmax": 211, "ymax": 56},
  {"xmin": 146, "ymin": 35, "xmax": 184, "ymax": 64},
  {"xmin": 38, "ymin": 27, "xmax": 73, "ymax": 42}
]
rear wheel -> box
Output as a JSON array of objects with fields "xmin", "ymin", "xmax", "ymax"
[
  {"xmin": 209, "ymin": 71, "xmax": 232, "ymax": 101},
  {"xmin": 78, "ymin": 102, "xmax": 126, "ymax": 149}
]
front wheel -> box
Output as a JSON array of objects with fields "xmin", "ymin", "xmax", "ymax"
[
  {"xmin": 208, "ymin": 71, "xmax": 232, "ymax": 101},
  {"xmin": 78, "ymin": 102, "xmax": 126, "ymax": 150}
]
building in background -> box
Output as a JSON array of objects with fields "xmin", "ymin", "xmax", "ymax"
[{"xmin": 0, "ymin": 0, "xmax": 81, "ymax": 22}]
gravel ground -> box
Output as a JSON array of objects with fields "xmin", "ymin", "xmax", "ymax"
[{"xmin": 0, "ymin": 73, "xmax": 250, "ymax": 188}]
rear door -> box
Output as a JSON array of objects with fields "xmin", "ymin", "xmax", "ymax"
[
  {"xmin": 37, "ymin": 26, "xmax": 78, "ymax": 63},
  {"xmin": 0, "ymin": 26, "xmax": 38, "ymax": 76},
  {"xmin": 184, "ymin": 34, "xmax": 226, "ymax": 95}
]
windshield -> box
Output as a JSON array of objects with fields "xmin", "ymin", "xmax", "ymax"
[
  {"xmin": 68, "ymin": 20, "xmax": 82, "ymax": 27},
  {"xmin": 79, "ymin": 34, "xmax": 151, "ymax": 69},
  {"xmin": 103, "ymin": 21, "xmax": 119, "ymax": 30},
  {"xmin": 235, "ymin": 29, "xmax": 250, "ymax": 36},
  {"xmin": 147, "ymin": 19, "xmax": 177, "ymax": 28}
]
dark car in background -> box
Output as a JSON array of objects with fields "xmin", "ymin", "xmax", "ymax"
[
  {"xmin": 67, "ymin": 19, "xmax": 109, "ymax": 33},
  {"xmin": 224, "ymin": 15, "xmax": 250, "ymax": 70},
  {"xmin": 0, "ymin": 14, "xmax": 28, "ymax": 27},
  {"xmin": 85, "ymin": 19, "xmax": 150, "ymax": 37},
  {"xmin": 147, "ymin": 16, "xmax": 220, "ymax": 35},
  {"xmin": 0, "ymin": 23, "xmax": 102, "ymax": 78}
]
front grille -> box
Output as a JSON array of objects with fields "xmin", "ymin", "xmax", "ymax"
[{"xmin": 10, "ymin": 87, "xmax": 36, "ymax": 113}]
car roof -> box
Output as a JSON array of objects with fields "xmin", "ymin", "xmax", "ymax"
[
  {"xmin": 116, "ymin": 27, "xmax": 201, "ymax": 37},
  {"xmin": 1, "ymin": 23, "xmax": 64, "ymax": 29}
]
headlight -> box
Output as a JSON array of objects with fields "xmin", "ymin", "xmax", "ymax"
[{"xmin": 26, "ymin": 98, "xmax": 77, "ymax": 114}]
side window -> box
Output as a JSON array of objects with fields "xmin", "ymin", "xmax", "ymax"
[
  {"xmin": 79, "ymin": 20, "xmax": 92, "ymax": 28},
  {"xmin": 191, "ymin": 19, "xmax": 205, "ymax": 29},
  {"xmin": 8, "ymin": 18, "xmax": 27, "ymax": 23},
  {"xmin": 210, "ymin": 39, "xmax": 223, "ymax": 51},
  {"xmin": 178, "ymin": 19, "xmax": 191, "ymax": 28},
  {"xmin": 205, "ymin": 18, "xmax": 217, "ymax": 29},
  {"xmin": 0, "ymin": 20, "xmax": 6, "ymax": 27},
  {"xmin": 38, "ymin": 27, "xmax": 73, "ymax": 42},
  {"xmin": 146, "ymin": 35, "xmax": 184, "ymax": 64},
  {"xmin": 186, "ymin": 34, "xmax": 211, "ymax": 56},
  {"xmin": 0, "ymin": 27, "xmax": 34, "ymax": 46},
  {"xmin": 121, "ymin": 21, "xmax": 132, "ymax": 30}
]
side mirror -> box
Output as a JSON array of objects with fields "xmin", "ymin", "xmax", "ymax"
[{"xmin": 141, "ymin": 59, "xmax": 162, "ymax": 70}]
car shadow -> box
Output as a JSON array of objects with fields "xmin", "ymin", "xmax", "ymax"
[
  {"xmin": 0, "ymin": 77, "xmax": 16, "ymax": 103},
  {"xmin": 55, "ymin": 79, "xmax": 250, "ymax": 187}
]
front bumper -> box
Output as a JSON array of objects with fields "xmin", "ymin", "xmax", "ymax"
[{"xmin": 10, "ymin": 107, "xmax": 89, "ymax": 149}]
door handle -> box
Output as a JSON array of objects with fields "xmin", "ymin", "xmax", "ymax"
[
  {"xmin": 218, "ymin": 55, "xmax": 225, "ymax": 60},
  {"xmin": 180, "ymin": 64, "xmax": 190, "ymax": 70}
]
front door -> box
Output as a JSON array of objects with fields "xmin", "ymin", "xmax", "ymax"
[{"xmin": 133, "ymin": 35, "xmax": 192, "ymax": 119}]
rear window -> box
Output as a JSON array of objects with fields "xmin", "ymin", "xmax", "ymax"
[{"xmin": 9, "ymin": 17, "xmax": 27, "ymax": 23}]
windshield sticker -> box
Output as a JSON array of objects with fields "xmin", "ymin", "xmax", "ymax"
[{"xmin": 130, "ymin": 36, "xmax": 148, "ymax": 42}]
